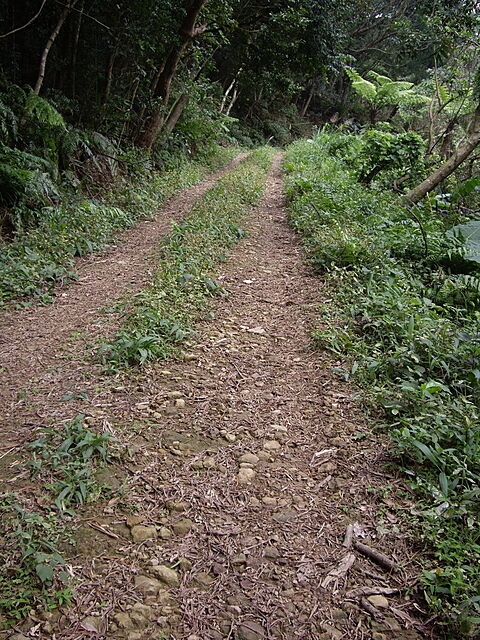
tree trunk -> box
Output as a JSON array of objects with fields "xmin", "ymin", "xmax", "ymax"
[
  {"xmin": 160, "ymin": 93, "xmax": 189, "ymax": 140},
  {"xmin": 405, "ymin": 105, "xmax": 480, "ymax": 204},
  {"xmin": 70, "ymin": 0, "xmax": 84, "ymax": 98},
  {"xmin": 34, "ymin": 0, "xmax": 79, "ymax": 95},
  {"xmin": 137, "ymin": 0, "xmax": 208, "ymax": 150}
]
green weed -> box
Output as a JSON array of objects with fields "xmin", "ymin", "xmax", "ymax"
[
  {"xmin": 0, "ymin": 496, "xmax": 72, "ymax": 627},
  {"xmin": 29, "ymin": 415, "xmax": 113, "ymax": 514},
  {"xmin": 285, "ymin": 131, "xmax": 480, "ymax": 636}
]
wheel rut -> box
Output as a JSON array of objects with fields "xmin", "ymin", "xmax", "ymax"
[{"xmin": 1, "ymin": 154, "xmax": 427, "ymax": 640}]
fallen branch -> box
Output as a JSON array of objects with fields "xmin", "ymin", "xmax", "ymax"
[
  {"xmin": 360, "ymin": 597, "xmax": 383, "ymax": 619},
  {"xmin": 346, "ymin": 586, "xmax": 399, "ymax": 599},
  {"xmin": 353, "ymin": 541, "xmax": 398, "ymax": 573},
  {"xmin": 321, "ymin": 552, "xmax": 355, "ymax": 589},
  {"xmin": 342, "ymin": 524, "xmax": 354, "ymax": 549}
]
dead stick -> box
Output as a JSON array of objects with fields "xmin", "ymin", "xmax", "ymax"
[
  {"xmin": 343, "ymin": 524, "xmax": 354, "ymax": 549},
  {"xmin": 360, "ymin": 597, "xmax": 383, "ymax": 619},
  {"xmin": 347, "ymin": 586, "xmax": 399, "ymax": 598},
  {"xmin": 354, "ymin": 541, "xmax": 398, "ymax": 573}
]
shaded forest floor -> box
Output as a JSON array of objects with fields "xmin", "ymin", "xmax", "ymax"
[{"xmin": 1, "ymin": 155, "xmax": 435, "ymax": 639}]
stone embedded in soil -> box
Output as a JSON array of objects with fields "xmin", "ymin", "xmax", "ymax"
[
  {"xmin": 175, "ymin": 398, "xmax": 186, "ymax": 409},
  {"xmin": 237, "ymin": 621, "xmax": 266, "ymax": 640},
  {"xmin": 151, "ymin": 565, "xmax": 180, "ymax": 588},
  {"xmin": 159, "ymin": 526, "xmax": 172, "ymax": 539},
  {"xmin": 127, "ymin": 632, "xmax": 144, "ymax": 640},
  {"xmin": 134, "ymin": 575, "xmax": 162, "ymax": 596},
  {"xmin": 179, "ymin": 557, "xmax": 193, "ymax": 571},
  {"xmin": 238, "ymin": 452, "xmax": 259, "ymax": 465},
  {"xmin": 167, "ymin": 391, "xmax": 183, "ymax": 399},
  {"xmin": 131, "ymin": 525, "xmax": 157, "ymax": 542},
  {"xmin": 272, "ymin": 511, "xmax": 296, "ymax": 524},
  {"xmin": 193, "ymin": 571, "xmax": 215, "ymax": 589},
  {"xmin": 172, "ymin": 517, "xmax": 194, "ymax": 536},
  {"xmin": 203, "ymin": 455, "xmax": 216, "ymax": 468},
  {"xmin": 81, "ymin": 616, "xmax": 104, "ymax": 632},
  {"xmin": 368, "ymin": 595, "xmax": 389, "ymax": 609},
  {"xmin": 271, "ymin": 424, "xmax": 288, "ymax": 433},
  {"xmin": 113, "ymin": 612, "xmax": 134, "ymax": 630},
  {"xmin": 262, "ymin": 496, "xmax": 277, "ymax": 506},
  {"xmin": 263, "ymin": 546, "xmax": 280, "ymax": 559},
  {"xmin": 237, "ymin": 467, "xmax": 256, "ymax": 484},
  {"xmin": 231, "ymin": 553, "xmax": 247, "ymax": 565},
  {"xmin": 264, "ymin": 440, "xmax": 281, "ymax": 451},
  {"xmin": 126, "ymin": 515, "xmax": 145, "ymax": 528},
  {"xmin": 166, "ymin": 500, "xmax": 189, "ymax": 512}
]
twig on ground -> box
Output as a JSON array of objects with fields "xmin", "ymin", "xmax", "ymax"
[{"xmin": 353, "ymin": 541, "xmax": 398, "ymax": 573}]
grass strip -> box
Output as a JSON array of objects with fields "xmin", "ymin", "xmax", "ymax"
[
  {"xmin": 284, "ymin": 131, "xmax": 480, "ymax": 637},
  {"xmin": 0, "ymin": 145, "xmax": 237, "ymax": 306},
  {"xmin": 99, "ymin": 147, "xmax": 275, "ymax": 369}
]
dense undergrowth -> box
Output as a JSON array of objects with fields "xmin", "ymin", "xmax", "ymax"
[
  {"xmin": 0, "ymin": 144, "xmax": 237, "ymax": 307},
  {"xmin": 99, "ymin": 147, "xmax": 274, "ymax": 369},
  {"xmin": 284, "ymin": 131, "xmax": 480, "ymax": 637}
]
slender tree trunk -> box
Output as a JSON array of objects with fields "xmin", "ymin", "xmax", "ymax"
[
  {"xmin": 160, "ymin": 93, "xmax": 189, "ymax": 140},
  {"xmin": 405, "ymin": 105, "xmax": 480, "ymax": 204},
  {"xmin": 34, "ymin": 0, "xmax": 79, "ymax": 95},
  {"xmin": 137, "ymin": 0, "xmax": 208, "ymax": 150},
  {"xmin": 70, "ymin": 0, "xmax": 84, "ymax": 98},
  {"xmin": 300, "ymin": 84, "xmax": 315, "ymax": 118}
]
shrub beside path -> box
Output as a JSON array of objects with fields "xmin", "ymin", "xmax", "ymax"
[{"xmin": 1, "ymin": 154, "xmax": 429, "ymax": 639}]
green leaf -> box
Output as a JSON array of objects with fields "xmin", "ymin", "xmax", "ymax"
[{"xmin": 36, "ymin": 563, "xmax": 54, "ymax": 583}]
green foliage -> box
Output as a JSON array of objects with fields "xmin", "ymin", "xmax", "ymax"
[
  {"xmin": 346, "ymin": 68, "xmax": 431, "ymax": 109},
  {"xmin": 284, "ymin": 130, "xmax": 480, "ymax": 636},
  {"xmin": 357, "ymin": 128, "xmax": 425, "ymax": 186},
  {"xmin": 0, "ymin": 497, "xmax": 72, "ymax": 626},
  {"xmin": 0, "ymin": 144, "xmax": 236, "ymax": 306},
  {"xmin": 29, "ymin": 416, "xmax": 113, "ymax": 514},
  {"xmin": 99, "ymin": 148, "xmax": 274, "ymax": 369}
]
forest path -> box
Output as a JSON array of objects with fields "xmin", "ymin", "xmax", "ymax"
[
  {"xmin": 0, "ymin": 153, "xmax": 248, "ymax": 451},
  {"xmin": 1, "ymin": 155, "xmax": 426, "ymax": 640}
]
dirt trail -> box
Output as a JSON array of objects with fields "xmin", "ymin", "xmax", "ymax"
[
  {"xmin": 0, "ymin": 154, "xmax": 248, "ymax": 450},
  {"xmin": 1, "ymin": 155, "xmax": 428, "ymax": 639}
]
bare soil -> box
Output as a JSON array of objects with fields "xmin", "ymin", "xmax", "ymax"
[{"xmin": 0, "ymin": 155, "xmax": 434, "ymax": 639}]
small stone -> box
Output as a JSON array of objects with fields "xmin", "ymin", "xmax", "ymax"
[
  {"xmin": 129, "ymin": 603, "xmax": 152, "ymax": 627},
  {"xmin": 237, "ymin": 467, "xmax": 256, "ymax": 484},
  {"xmin": 151, "ymin": 565, "xmax": 180, "ymax": 588},
  {"xmin": 166, "ymin": 500, "xmax": 189, "ymax": 512},
  {"xmin": 127, "ymin": 632, "xmax": 144, "ymax": 640},
  {"xmin": 231, "ymin": 553, "xmax": 247, "ymax": 565},
  {"xmin": 257, "ymin": 451, "xmax": 271, "ymax": 461},
  {"xmin": 175, "ymin": 398, "xmax": 186, "ymax": 409},
  {"xmin": 178, "ymin": 557, "xmax": 193, "ymax": 571},
  {"xmin": 134, "ymin": 575, "xmax": 161, "ymax": 596},
  {"xmin": 167, "ymin": 391, "xmax": 183, "ymax": 399},
  {"xmin": 81, "ymin": 616, "xmax": 104, "ymax": 632},
  {"xmin": 159, "ymin": 526, "xmax": 172, "ymax": 540},
  {"xmin": 172, "ymin": 518, "xmax": 194, "ymax": 536},
  {"xmin": 135, "ymin": 402, "xmax": 150, "ymax": 410},
  {"xmin": 372, "ymin": 634, "xmax": 387, "ymax": 640},
  {"xmin": 331, "ymin": 437, "xmax": 344, "ymax": 447},
  {"xmin": 191, "ymin": 460, "xmax": 204, "ymax": 470},
  {"xmin": 193, "ymin": 571, "xmax": 215, "ymax": 589},
  {"xmin": 249, "ymin": 496, "xmax": 261, "ymax": 506},
  {"xmin": 131, "ymin": 525, "xmax": 157, "ymax": 542},
  {"xmin": 318, "ymin": 461, "xmax": 337, "ymax": 473},
  {"xmin": 368, "ymin": 595, "xmax": 389, "ymax": 609},
  {"xmin": 271, "ymin": 424, "xmax": 288, "ymax": 433},
  {"xmin": 203, "ymin": 456, "xmax": 216, "ymax": 468},
  {"xmin": 264, "ymin": 440, "xmax": 281, "ymax": 451},
  {"xmin": 159, "ymin": 370, "xmax": 172, "ymax": 375},
  {"xmin": 272, "ymin": 511, "xmax": 296, "ymax": 523},
  {"xmin": 113, "ymin": 612, "xmax": 134, "ymax": 630},
  {"xmin": 224, "ymin": 433, "xmax": 236, "ymax": 442},
  {"xmin": 10, "ymin": 635, "xmax": 29, "ymax": 640},
  {"xmin": 212, "ymin": 563, "xmax": 226, "ymax": 575},
  {"xmin": 262, "ymin": 496, "xmax": 277, "ymax": 506},
  {"xmin": 263, "ymin": 546, "xmax": 280, "ymax": 559},
  {"xmin": 237, "ymin": 621, "xmax": 266, "ymax": 639},
  {"xmin": 238, "ymin": 453, "xmax": 259, "ymax": 465}
]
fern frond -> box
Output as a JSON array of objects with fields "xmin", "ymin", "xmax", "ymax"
[
  {"xmin": 0, "ymin": 99, "xmax": 18, "ymax": 144},
  {"xmin": 345, "ymin": 68, "xmax": 377, "ymax": 103},
  {"xmin": 25, "ymin": 91, "xmax": 66, "ymax": 129}
]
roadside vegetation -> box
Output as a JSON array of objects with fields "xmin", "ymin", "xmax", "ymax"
[
  {"xmin": 284, "ymin": 130, "xmax": 480, "ymax": 637},
  {"xmin": 99, "ymin": 147, "xmax": 274, "ymax": 369}
]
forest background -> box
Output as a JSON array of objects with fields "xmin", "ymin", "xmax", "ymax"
[{"xmin": 1, "ymin": 0, "xmax": 480, "ymax": 637}]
